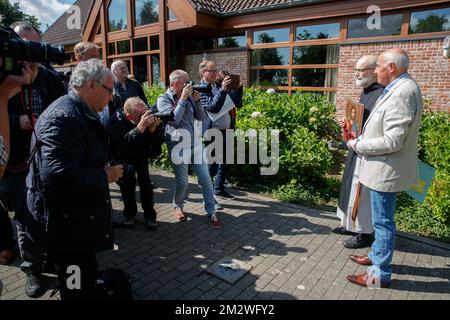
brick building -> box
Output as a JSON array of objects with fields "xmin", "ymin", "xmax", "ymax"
[{"xmin": 43, "ymin": 0, "xmax": 450, "ymax": 115}]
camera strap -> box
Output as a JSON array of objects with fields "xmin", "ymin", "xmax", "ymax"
[{"xmin": 6, "ymin": 85, "xmax": 42, "ymax": 174}]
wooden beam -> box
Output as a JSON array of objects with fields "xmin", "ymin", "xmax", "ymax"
[
  {"xmin": 127, "ymin": 0, "xmax": 134, "ymax": 38},
  {"xmin": 167, "ymin": 0, "xmax": 197, "ymax": 26},
  {"xmin": 159, "ymin": 0, "xmax": 168, "ymax": 84},
  {"xmin": 83, "ymin": 0, "xmax": 107, "ymax": 41},
  {"xmin": 100, "ymin": 1, "xmax": 108, "ymax": 66}
]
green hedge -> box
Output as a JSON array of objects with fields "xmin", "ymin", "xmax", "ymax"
[{"xmin": 417, "ymin": 109, "xmax": 450, "ymax": 223}]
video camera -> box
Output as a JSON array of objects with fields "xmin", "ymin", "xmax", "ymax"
[
  {"xmin": 0, "ymin": 25, "xmax": 65, "ymax": 81},
  {"xmin": 187, "ymin": 80, "xmax": 212, "ymax": 94}
]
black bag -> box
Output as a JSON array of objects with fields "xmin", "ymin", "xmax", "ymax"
[{"xmin": 95, "ymin": 268, "xmax": 133, "ymax": 300}]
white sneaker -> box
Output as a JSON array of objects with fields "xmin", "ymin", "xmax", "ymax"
[{"xmin": 224, "ymin": 179, "xmax": 233, "ymax": 188}]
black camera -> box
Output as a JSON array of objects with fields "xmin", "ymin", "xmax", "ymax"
[
  {"xmin": 152, "ymin": 110, "xmax": 174, "ymax": 123},
  {"xmin": 0, "ymin": 26, "xmax": 65, "ymax": 81},
  {"xmin": 110, "ymin": 160, "xmax": 134, "ymax": 184},
  {"xmin": 187, "ymin": 81, "xmax": 212, "ymax": 94}
]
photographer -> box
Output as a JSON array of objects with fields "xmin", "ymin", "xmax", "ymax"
[
  {"xmin": 0, "ymin": 21, "xmax": 66, "ymax": 298},
  {"xmin": 26, "ymin": 59, "xmax": 123, "ymax": 299},
  {"xmin": 109, "ymin": 97, "xmax": 161, "ymax": 230},
  {"xmin": 0, "ymin": 60, "xmax": 33, "ymax": 265},
  {"xmin": 199, "ymin": 60, "xmax": 242, "ymax": 200},
  {"xmin": 157, "ymin": 70, "xmax": 222, "ymax": 229}
]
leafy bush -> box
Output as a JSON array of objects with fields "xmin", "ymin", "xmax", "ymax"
[
  {"xmin": 144, "ymin": 83, "xmax": 166, "ymax": 105},
  {"xmin": 417, "ymin": 109, "xmax": 450, "ymax": 223},
  {"xmin": 395, "ymin": 193, "xmax": 450, "ymax": 242},
  {"xmin": 232, "ymin": 89, "xmax": 339, "ymax": 187}
]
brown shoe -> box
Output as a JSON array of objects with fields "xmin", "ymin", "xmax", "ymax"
[
  {"xmin": 347, "ymin": 272, "xmax": 390, "ymax": 288},
  {"xmin": 174, "ymin": 208, "xmax": 187, "ymax": 221},
  {"xmin": 0, "ymin": 249, "xmax": 14, "ymax": 265},
  {"xmin": 349, "ymin": 255, "xmax": 373, "ymax": 266}
]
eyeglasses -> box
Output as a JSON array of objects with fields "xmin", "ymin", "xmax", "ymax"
[
  {"xmin": 96, "ymin": 80, "xmax": 114, "ymax": 95},
  {"xmin": 355, "ymin": 68, "xmax": 375, "ymax": 73},
  {"xmin": 118, "ymin": 66, "xmax": 128, "ymax": 71}
]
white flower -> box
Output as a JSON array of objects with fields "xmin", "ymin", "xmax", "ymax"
[{"xmin": 251, "ymin": 111, "xmax": 262, "ymax": 118}]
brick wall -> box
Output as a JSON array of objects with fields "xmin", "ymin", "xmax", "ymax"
[
  {"xmin": 336, "ymin": 38, "xmax": 450, "ymax": 118},
  {"xmin": 184, "ymin": 49, "xmax": 249, "ymax": 85}
]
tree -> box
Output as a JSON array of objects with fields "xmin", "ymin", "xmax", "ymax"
[
  {"xmin": 410, "ymin": 14, "xmax": 448, "ymax": 34},
  {"xmin": 0, "ymin": 0, "xmax": 41, "ymax": 29},
  {"xmin": 219, "ymin": 37, "xmax": 240, "ymax": 48},
  {"xmin": 137, "ymin": 0, "xmax": 158, "ymax": 26}
]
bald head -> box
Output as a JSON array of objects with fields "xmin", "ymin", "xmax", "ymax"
[
  {"xmin": 355, "ymin": 55, "xmax": 378, "ymax": 88},
  {"xmin": 375, "ymin": 48, "xmax": 409, "ymax": 86}
]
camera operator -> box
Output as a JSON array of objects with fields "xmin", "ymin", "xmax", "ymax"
[
  {"xmin": 0, "ymin": 21, "xmax": 66, "ymax": 298},
  {"xmin": 109, "ymin": 97, "xmax": 161, "ymax": 230},
  {"xmin": 26, "ymin": 59, "xmax": 123, "ymax": 300},
  {"xmin": 0, "ymin": 60, "xmax": 33, "ymax": 265},
  {"xmin": 199, "ymin": 59, "xmax": 242, "ymax": 200},
  {"xmin": 157, "ymin": 69, "xmax": 222, "ymax": 229}
]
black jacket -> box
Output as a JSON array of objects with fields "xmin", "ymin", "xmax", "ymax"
[
  {"xmin": 114, "ymin": 78, "xmax": 148, "ymax": 107},
  {"xmin": 108, "ymin": 110, "xmax": 158, "ymax": 166},
  {"xmin": 6, "ymin": 65, "xmax": 66, "ymax": 174},
  {"xmin": 26, "ymin": 92, "xmax": 113, "ymax": 254}
]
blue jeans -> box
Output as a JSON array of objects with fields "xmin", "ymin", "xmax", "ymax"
[
  {"xmin": 168, "ymin": 143, "xmax": 216, "ymax": 215},
  {"xmin": 367, "ymin": 188, "xmax": 398, "ymax": 282},
  {"xmin": 206, "ymin": 129, "xmax": 228, "ymax": 192}
]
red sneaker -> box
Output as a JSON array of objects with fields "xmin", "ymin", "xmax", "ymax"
[
  {"xmin": 174, "ymin": 208, "xmax": 187, "ymax": 221},
  {"xmin": 209, "ymin": 213, "xmax": 222, "ymax": 229}
]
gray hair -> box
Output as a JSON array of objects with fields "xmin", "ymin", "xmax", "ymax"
[
  {"xmin": 111, "ymin": 60, "xmax": 125, "ymax": 74},
  {"xmin": 358, "ymin": 55, "xmax": 378, "ymax": 69},
  {"xmin": 69, "ymin": 59, "xmax": 112, "ymax": 90},
  {"xmin": 169, "ymin": 69, "xmax": 188, "ymax": 85},
  {"xmin": 383, "ymin": 49, "xmax": 410, "ymax": 70}
]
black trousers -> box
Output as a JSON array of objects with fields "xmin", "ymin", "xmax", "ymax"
[
  {"xmin": 54, "ymin": 251, "xmax": 98, "ymax": 300},
  {"xmin": 0, "ymin": 202, "xmax": 14, "ymax": 251},
  {"xmin": 117, "ymin": 161, "xmax": 156, "ymax": 221}
]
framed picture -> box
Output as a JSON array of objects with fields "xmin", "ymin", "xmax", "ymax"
[{"xmin": 343, "ymin": 99, "xmax": 364, "ymax": 142}]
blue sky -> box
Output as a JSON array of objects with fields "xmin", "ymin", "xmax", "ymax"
[{"xmin": 9, "ymin": 0, "xmax": 77, "ymax": 31}]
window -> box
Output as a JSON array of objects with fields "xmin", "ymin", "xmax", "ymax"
[
  {"xmin": 184, "ymin": 38, "xmax": 214, "ymax": 52},
  {"xmin": 150, "ymin": 35, "xmax": 159, "ymax": 50},
  {"xmin": 348, "ymin": 14, "xmax": 403, "ymax": 38},
  {"xmin": 108, "ymin": 42, "xmax": 116, "ymax": 55},
  {"xmin": 218, "ymin": 32, "xmax": 247, "ymax": 48},
  {"xmin": 168, "ymin": 6, "xmax": 176, "ymax": 21},
  {"xmin": 293, "ymin": 44, "xmax": 339, "ymax": 64},
  {"xmin": 253, "ymin": 28, "xmax": 290, "ymax": 44},
  {"xmin": 409, "ymin": 7, "xmax": 450, "ymax": 34},
  {"xmin": 292, "ymin": 69, "xmax": 338, "ymax": 87},
  {"xmin": 117, "ymin": 40, "xmax": 131, "ymax": 54},
  {"xmin": 252, "ymin": 47, "xmax": 290, "ymax": 66},
  {"xmin": 151, "ymin": 54, "xmax": 160, "ymax": 84},
  {"xmin": 108, "ymin": 0, "xmax": 128, "ymax": 32},
  {"xmin": 296, "ymin": 23, "xmax": 340, "ymax": 40},
  {"xmin": 135, "ymin": 0, "xmax": 159, "ymax": 27},
  {"xmin": 251, "ymin": 69, "xmax": 289, "ymax": 87},
  {"xmin": 133, "ymin": 37, "xmax": 148, "ymax": 52}
]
